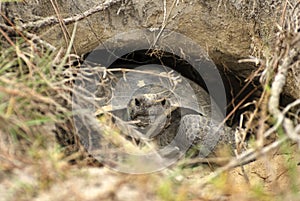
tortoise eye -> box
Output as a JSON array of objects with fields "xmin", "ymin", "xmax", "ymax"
[
  {"xmin": 161, "ymin": 99, "xmax": 166, "ymax": 106},
  {"xmin": 135, "ymin": 98, "xmax": 141, "ymax": 106}
]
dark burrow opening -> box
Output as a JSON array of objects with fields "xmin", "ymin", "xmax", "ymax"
[{"xmin": 84, "ymin": 49, "xmax": 260, "ymax": 127}]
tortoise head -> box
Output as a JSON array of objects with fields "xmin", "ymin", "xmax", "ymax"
[{"xmin": 127, "ymin": 85, "xmax": 174, "ymax": 138}]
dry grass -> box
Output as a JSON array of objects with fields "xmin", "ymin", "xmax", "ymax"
[{"xmin": 0, "ymin": 1, "xmax": 300, "ymax": 200}]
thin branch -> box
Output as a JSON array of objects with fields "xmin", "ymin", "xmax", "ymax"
[
  {"xmin": 21, "ymin": 0, "xmax": 122, "ymax": 30},
  {"xmin": 197, "ymin": 136, "xmax": 288, "ymax": 188},
  {"xmin": 0, "ymin": 19, "xmax": 56, "ymax": 51}
]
